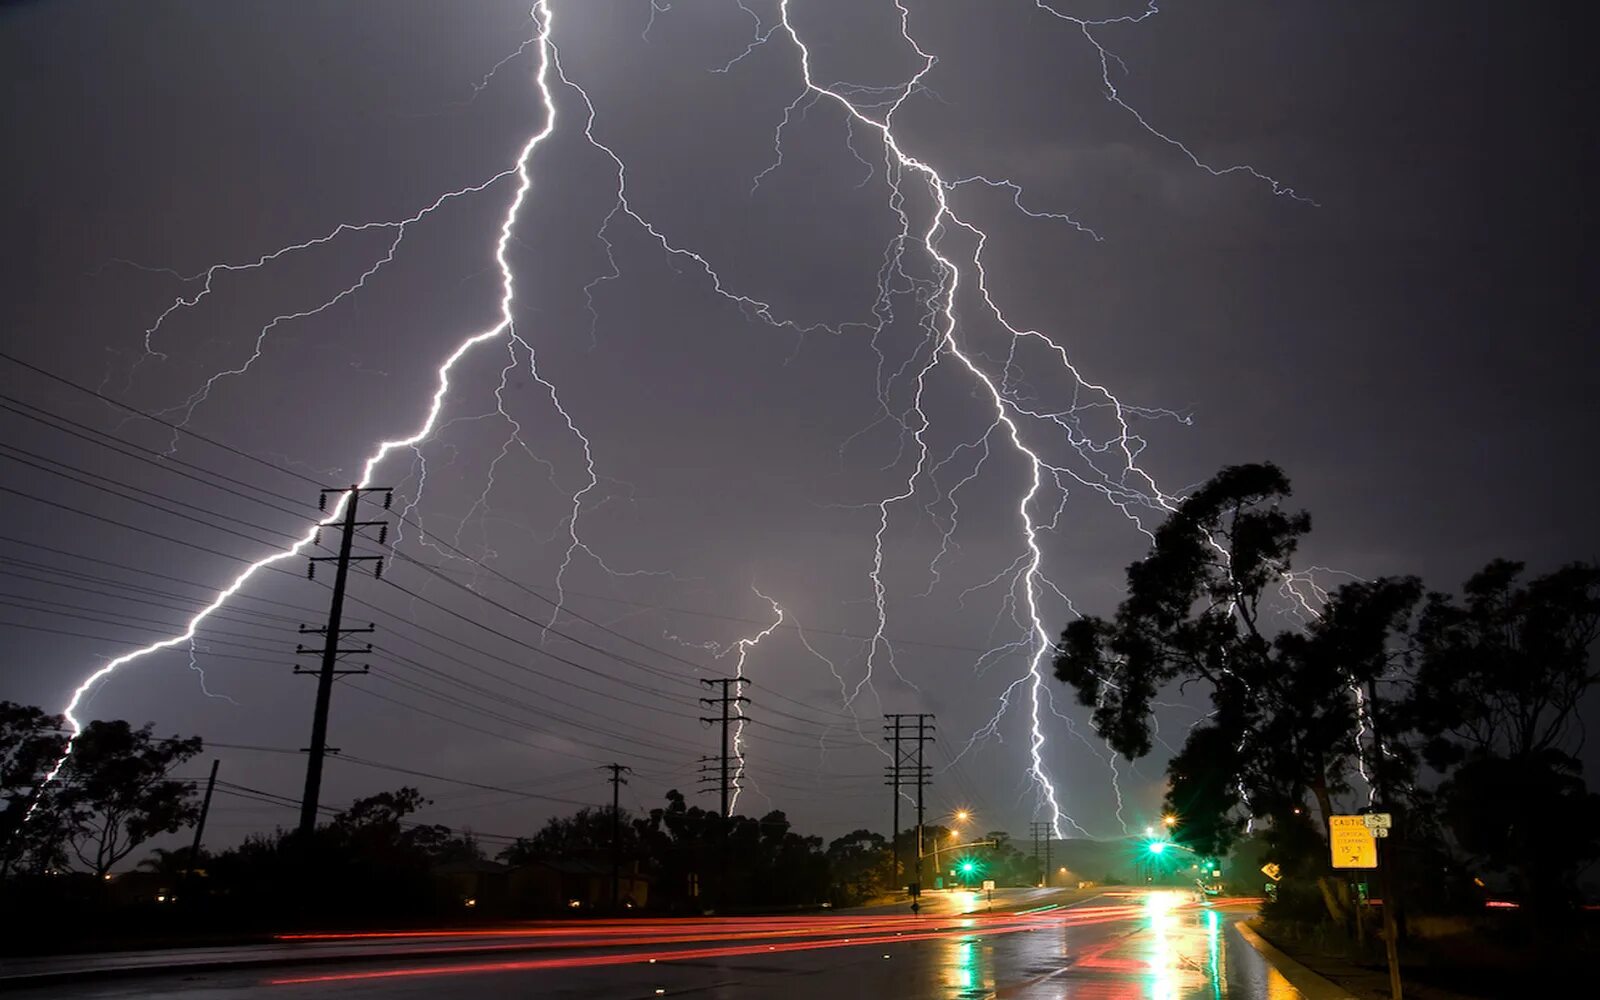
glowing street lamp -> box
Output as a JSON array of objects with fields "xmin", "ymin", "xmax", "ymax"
[{"xmin": 1162, "ymin": 814, "xmax": 1178, "ymax": 828}]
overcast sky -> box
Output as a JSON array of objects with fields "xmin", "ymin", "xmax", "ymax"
[{"xmin": 1, "ymin": 1, "xmax": 1593, "ymax": 853}]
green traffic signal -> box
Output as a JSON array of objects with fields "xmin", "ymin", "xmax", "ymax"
[
  {"xmin": 960, "ymin": 861, "xmax": 977, "ymax": 874},
  {"xmin": 1147, "ymin": 841, "xmax": 1166, "ymax": 854}
]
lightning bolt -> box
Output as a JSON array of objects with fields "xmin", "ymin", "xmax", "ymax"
[
  {"xmin": 726, "ymin": 588, "xmax": 785, "ymax": 812},
  {"xmin": 561, "ymin": 0, "xmax": 1299, "ymax": 837},
  {"xmin": 36, "ymin": 1, "xmax": 565, "ymax": 802},
  {"xmin": 43, "ymin": 0, "xmax": 1315, "ymax": 846}
]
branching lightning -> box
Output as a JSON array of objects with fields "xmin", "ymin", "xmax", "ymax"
[
  {"xmin": 722, "ymin": 587, "xmax": 785, "ymax": 813},
  {"xmin": 43, "ymin": 0, "xmax": 1317, "ymax": 843},
  {"xmin": 36, "ymin": 1, "xmax": 564, "ymax": 802}
]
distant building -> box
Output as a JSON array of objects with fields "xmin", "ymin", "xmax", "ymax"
[
  {"xmin": 432, "ymin": 857, "xmax": 511, "ymax": 911},
  {"xmin": 509, "ymin": 856, "xmax": 650, "ymax": 912}
]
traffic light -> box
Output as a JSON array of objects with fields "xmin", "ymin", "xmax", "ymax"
[
  {"xmin": 960, "ymin": 861, "xmax": 977, "ymax": 875},
  {"xmin": 1147, "ymin": 841, "xmax": 1167, "ymax": 855}
]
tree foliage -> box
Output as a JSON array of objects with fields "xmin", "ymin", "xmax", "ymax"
[
  {"xmin": 1401, "ymin": 560, "xmax": 1600, "ymax": 910},
  {"xmin": 1053, "ymin": 464, "xmax": 1416, "ymax": 856},
  {"xmin": 1405, "ymin": 559, "xmax": 1600, "ymax": 767},
  {"xmin": 825, "ymin": 829, "xmax": 889, "ymax": 905},
  {"xmin": 0, "ymin": 702, "xmax": 69, "ymax": 874},
  {"xmin": 499, "ymin": 806, "xmax": 640, "ymax": 867},
  {"xmin": 41, "ymin": 721, "xmax": 201, "ymax": 877}
]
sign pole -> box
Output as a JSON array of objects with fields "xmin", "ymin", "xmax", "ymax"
[
  {"xmin": 1366, "ymin": 677, "xmax": 1403, "ymax": 1000},
  {"xmin": 1377, "ymin": 836, "xmax": 1402, "ymax": 1000}
]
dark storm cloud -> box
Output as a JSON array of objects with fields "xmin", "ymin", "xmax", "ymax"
[{"xmin": 0, "ymin": 1, "xmax": 1593, "ymax": 849}]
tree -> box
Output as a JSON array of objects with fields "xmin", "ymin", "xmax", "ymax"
[
  {"xmin": 0, "ymin": 702, "xmax": 69, "ymax": 876},
  {"xmin": 137, "ymin": 844, "xmax": 207, "ymax": 881},
  {"xmin": 1054, "ymin": 464, "xmax": 1311, "ymax": 766},
  {"xmin": 1402, "ymin": 559, "xmax": 1600, "ymax": 911},
  {"xmin": 328, "ymin": 786, "xmax": 478, "ymax": 866},
  {"xmin": 825, "ymin": 829, "xmax": 889, "ymax": 905},
  {"xmin": 45, "ymin": 720, "xmax": 201, "ymax": 878},
  {"xmin": 1406, "ymin": 560, "xmax": 1600, "ymax": 768},
  {"xmin": 1053, "ymin": 464, "xmax": 1419, "ymax": 864},
  {"xmin": 499, "ymin": 806, "xmax": 638, "ymax": 866}
]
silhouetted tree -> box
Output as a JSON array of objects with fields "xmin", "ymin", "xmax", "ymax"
[
  {"xmin": 41, "ymin": 720, "xmax": 201, "ymax": 878},
  {"xmin": 499, "ymin": 806, "xmax": 640, "ymax": 866},
  {"xmin": 137, "ymin": 844, "xmax": 207, "ymax": 881},
  {"xmin": 825, "ymin": 829, "xmax": 888, "ymax": 904},
  {"xmin": 1401, "ymin": 559, "xmax": 1600, "ymax": 912},
  {"xmin": 0, "ymin": 702, "xmax": 69, "ymax": 877},
  {"xmin": 1053, "ymin": 463, "xmax": 1419, "ymax": 899}
]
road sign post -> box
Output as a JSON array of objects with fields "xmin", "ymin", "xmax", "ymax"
[
  {"xmin": 1330, "ymin": 815, "xmax": 1378, "ymax": 869},
  {"xmin": 1334, "ymin": 813, "xmax": 1402, "ymax": 998}
]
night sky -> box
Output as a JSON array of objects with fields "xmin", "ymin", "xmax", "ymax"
[{"xmin": 1, "ymin": 1, "xmax": 1593, "ymax": 854}]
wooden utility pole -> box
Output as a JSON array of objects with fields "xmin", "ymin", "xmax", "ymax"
[
  {"xmin": 297, "ymin": 485, "xmax": 389, "ymax": 836},
  {"xmin": 185, "ymin": 758, "xmax": 219, "ymax": 888},
  {"xmin": 697, "ymin": 677, "xmax": 750, "ymax": 818},
  {"xmin": 884, "ymin": 713, "xmax": 933, "ymax": 892},
  {"xmin": 601, "ymin": 763, "xmax": 631, "ymax": 910}
]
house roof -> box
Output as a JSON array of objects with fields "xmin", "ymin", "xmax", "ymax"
[
  {"xmin": 433, "ymin": 858, "xmax": 511, "ymax": 875},
  {"xmin": 519, "ymin": 857, "xmax": 652, "ymax": 881}
]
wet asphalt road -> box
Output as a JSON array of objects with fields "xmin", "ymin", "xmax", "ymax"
[{"xmin": 5, "ymin": 891, "xmax": 1317, "ymax": 999}]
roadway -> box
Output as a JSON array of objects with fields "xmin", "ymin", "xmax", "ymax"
[{"xmin": 2, "ymin": 889, "xmax": 1330, "ymax": 998}]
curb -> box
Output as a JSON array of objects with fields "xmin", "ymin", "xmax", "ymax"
[{"xmin": 1233, "ymin": 921, "xmax": 1358, "ymax": 1000}]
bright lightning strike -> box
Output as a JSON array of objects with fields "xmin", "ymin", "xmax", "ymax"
[
  {"xmin": 723, "ymin": 587, "xmax": 785, "ymax": 814},
  {"xmin": 43, "ymin": 1, "xmax": 1317, "ymax": 846},
  {"xmin": 36, "ymin": 1, "xmax": 565, "ymax": 803}
]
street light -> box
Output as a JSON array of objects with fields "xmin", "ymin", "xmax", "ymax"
[
  {"xmin": 1162, "ymin": 814, "xmax": 1177, "ymax": 828},
  {"xmin": 954, "ymin": 810, "xmax": 970, "ymax": 823}
]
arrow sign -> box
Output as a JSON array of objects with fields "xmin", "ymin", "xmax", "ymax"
[{"xmin": 1330, "ymin": 815, "xmax": 1378, "ymax": 869}]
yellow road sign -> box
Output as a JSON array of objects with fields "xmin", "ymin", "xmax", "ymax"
[
  {"xmin": 1330, "ymin": 815, "xmax": 1377, "ymax": 869},
  {"xmin": 1260, "ymin": 862, "xmax": 1282, "ymax": 881}
]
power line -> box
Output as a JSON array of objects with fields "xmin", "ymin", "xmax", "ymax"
[
  {"xmin": 0, "ymin": 351, "xmax": 326, "ymax": 488},
  {"xmin": 3, "ymin": 352, "xmax": 1020, "ymax": 665},
  {"xmin": 0, "ymin": 619, "xmax": 282, "ymax": 665},
  {"xmin": 0, "ymin": 600, "xmax": 287, "ymax": 655},
  {"xmin": 0, "ymin": 441, "xmax": 310, "ymax": 540},
  {"xmin": 0, "ymin": 356, "xmax": 900, "ymax": 758},
  {"xmin": 0, "ymin": 483, "xmax": 302, "ymax": 569},
  {"xmin": 0, "ymin": 537, "xmax": 315, "ymax": 612},
  {"xmin": 0, "ymin": 395, "xmax": 318, "ymax": 521}
]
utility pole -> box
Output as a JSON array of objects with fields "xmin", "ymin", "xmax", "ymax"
[
  {"xmin": 698, "ymin": 676, "xmax": 749, "ymax": 908},
  {"xmin": 297, "ymin": 485, "xmax": 389, "ymax": 837},
  {"xmin": 600, "ymin": 763, "xmax": 631, "ymax": 911},
  {"xmin": 884, "ymin": 713, "xmax": 933, "ymax": 890},
  {"xmin": 885, "ymin": 716, "xmax": 905, "ymax": 890},
  {"xmin": 916, "ymin": 714, "xmax": 930, "ymax": 887},
  {"xmin": 1030, "ymin": 820, "xmax": 1053, "ymax": 887},
  {"xmin": 698, "ymin": 676, "xmax": 751, "ymax": 818},
  {"xmin": 1366, "ymin": 677, "xmax": 1404, "ymax": 1000},
  {"xmin": 185, "ymin": 758, "xmax": 220, "ymax": 887}
]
